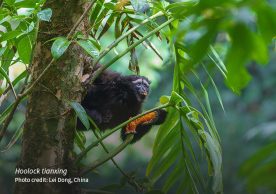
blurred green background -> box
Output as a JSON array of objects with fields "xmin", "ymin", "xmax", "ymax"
[
  {"xmin": 1, "ymin": 37, "xmax": 275, "ymax": 194},
  {"xmin": 1, "ymin": 0, "xmax": 276, "ymax": 193}
]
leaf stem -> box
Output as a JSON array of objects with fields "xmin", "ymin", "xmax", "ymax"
[
  {"xmin": 92, "ymin": 11, "xmax": 164, "ymax": 66},
  {"xmin": 89, "ymin": 119, "xmax": 143, "ymax": 191},
  {"xmin": 75, "ymin": 103, "xmax": 169, "ymax": 163},
  {"xmin": 80, "ymin": 134, "xmax": 134, "ymax": 176},
  {"xmin": 67, "ymin": 0, "xmax": 97, "ymax": 39},
  {"xmin": 89, "ymin": 17, "xmax": 175, "ymax": 84}
]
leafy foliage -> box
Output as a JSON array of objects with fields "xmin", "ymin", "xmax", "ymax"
[
  {"xmin": 240, "ymin": 142, "xmax": 276, "ymax": 193},
  {"xmin": 0, "ymin": 0, "xmax": 275, "ymax": 193}
]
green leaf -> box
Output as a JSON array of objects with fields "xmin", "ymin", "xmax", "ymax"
[
  {"xmin": 0, "ymin": 121, "xmax": 24, "ymax": 152},
  {"xmin": 246, "ymin": 161, "xmax": 276, "ymax": 192},
  {"xmin": 11, "ymin": 70, "xmax": 27, "ymax": 87},
  {"xmin": 93, "ymin": 5, "xmax": 109, "ymax": 35},
  {"xmin": 148, "ymin": 109, "xmax": 180, "ymax": 175},
  {"xmin": 169, "ymin": 91, "xmax": 184, "ymax": 106},
  {"xmin": 199, "ymin": 130, "xmax": 222, "ymax": 193},
  {"xmin": 114, "ymin": 14, "xmax": 122, "ymax": 39},
  {"xmin": 145, "ymin": 190, "xmax": 165, "ymax": 194},
  {"xmin": 148, "ymin": 126, "xmax": 180, "ymax": 177},
  {"xmin": 0, "ymin": 103, "xmax": 14, "ymax": 123},
  {"xmin": 0, "ymin": 30, "xmax": 21, "ymax": 42},
  {"xmin": 75, "ymin": 131, "xmax": 86, "ymax": 151},
  {"xmin": 89, "ymin": 0, "xmax": 104, "ymax": 27},
  {"xmin": 152, "ymin": 108, "xmax": 179, "ymax": 152},
  {"xmin": 159, "ymin": 95, "xmax": 170, "ymax": 104},
  {"xmin": 51, "ymin": 37, "xmax": 71, "ymax": 59},
  {"xmin": 37, "ymin": 8, "xmax": 52, "ymax": 22},
  {"xmin": 208, "ymin": 47, "xmax": 227, "ymax": 78},
  {"xmin": 188, "ymin": 23, "xmax": 217, "ymax": 68},
  {"xmin": 77, "ymin": 40, "xmax": 99, "ymax": 58},
  {"xmin": 130, "ymin": 0, "xmax": 149, "ymax": 13},
  {"xmin": 97, "ymin": 12, "xmax": 117, "ymax": 39},
  {"xmin": 162, "ymin": 164, "xmax": 182, "ymax": 193},
  {"xmin": 256, "ymin": 5, "xmax": 276, "ymax": 44},
  {"xmin": 104, "ymin": 2, "xmax": 116, "ymax": 10},
  {"xmin": 70, "ymin": 102, "xmax": 90, "ymax": 130},
  {"xmin": 204, "ymin": 67, "xmax": 225, "ymax": 112},
  {"xmin": 225, "ymin": 24, "xmax": 253, "ymax": 93},
  {"xmin": 240, "ymin": 142, "xmax": 276, "ymax": 176},
  {"xmin": 17, "ymin": 36, "xmax": 32, "ymax": 64},
  {"xmin": 0, "ymin": 66, "xmax": 12, "ymax": 87},
  {"xmin": 128, "ymin": 48, "xmax": 139, "ymax": 74},
  {"xmin": 165, "ymin": 0, "xmax": 199, "ymax": 19},
  {"xmin": 15, "ymin": 0, "xmax": 38, "ymax": 8},
  {"xmin": 1, "ymin": 48, "xmax": 15, "ymax": 71},
  {"xmin": 151, "ymin": 144, "xmax": 180, "ymax": 181},
  {"xmin": 4, "ymin": 0, "xmax": 15, "ymax": 6}
]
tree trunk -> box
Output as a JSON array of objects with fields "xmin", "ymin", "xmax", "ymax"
[{"xmin": 14, "ymin": 1, "xmax": 89, "ymax": 193}]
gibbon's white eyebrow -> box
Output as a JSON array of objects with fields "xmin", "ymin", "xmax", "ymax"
[{"xmin": 132, "ymin": 78, "xmax": 150, "ymax": 86}]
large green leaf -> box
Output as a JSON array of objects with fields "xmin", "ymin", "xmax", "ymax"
[
  {"xmin": 51, "ymin": 37, "xmax": 71, "ymax": 59},
  {"xmin": 169, "ymin": 91, "xmax": 185, "ymax": 106},
  {"xmin": 70, "ymin": 102, "xmax": 90, "ymax": 130},
  {"xmin": 1, "ymin": 48, "xmax": 15, "ymax": 71},
  {"xmin": 240, "ymin": 142, "xmax": 276, "ymax": 176},
  {"xmin": 147, "ymin": 125, "xmax": 180, "ymax": 176},
  {"xmin": 198, "ymin": 130, "xmax": 222, "ymax": 193},
  {"xmin": 77, "ymin": 40, "xmax": 99, "ymax": 58},
  {"xmin": 37, "ymin": 8, "xmax": 52, "ymax": 22},
  {"xmin": 165, "ymin": 0, "xmax": 199, "ymax": 19},
  {"xmin": 17, "ymin": 36, "xmax": 32, "ymax": 64},
  {"xmin": 75, "ymin": 130, "xmax": 86, "ymax": 151},
  {"xmin": 225, "ymin": 23, "xmax": 269, "ymax": 93},
  {"xmin": 0, "ymin": 30, "xmax": 21, "ymax": 42},
  {"xmin": 0, "ymin": 121, "xmax": 24, "ymax": 152},
  {"xmin": 4, "ymin": 0, "xmax": 15, "ymax": 6},
  {"xmin": 255, "ymin": 4, "xmax": 276, "ymax": 44}
]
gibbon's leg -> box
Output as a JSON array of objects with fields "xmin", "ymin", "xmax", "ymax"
[{"xmin": 121, "ymin": 109, "xmax": 167, "ymax": 143}]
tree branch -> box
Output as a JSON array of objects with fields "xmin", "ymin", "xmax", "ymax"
[
  {"xmin": 67, "ymin": 0, "xmax": 96, "ymax": 39},
  {"xmin": 90, "ymin": 119, "xmax": 144, "ymax": 191},
  {"xmin": 92, "ymin": 11, "xmax": 164, "ymax": 67},
  {"xmin": 80, "ymin": 134, "xmax": 134, "ymax": 176},
  {"xmin": 0, "ymin": 98, "xmax": 22, "ymax": 142},
  {"xmin": 75, "ymin": 103, "xmax": 170, "ymax": 163},
  {"xmin": 87, "ymin": 18, "xmax": 175, "ymax": 85}
]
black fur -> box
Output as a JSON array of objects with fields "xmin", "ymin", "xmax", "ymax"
[{"xmin": 78, "ymin": 65, "xmax": 167, "ymax": 143}]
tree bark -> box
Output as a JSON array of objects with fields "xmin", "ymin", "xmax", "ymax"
[{"xmin": 14, "ymin": 1, "xmax": 89, "ymax": 193}]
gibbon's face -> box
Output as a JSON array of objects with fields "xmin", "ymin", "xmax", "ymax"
[{"xmin": 132, "ymin": 77, "xmax": 151, "ymax": 101}]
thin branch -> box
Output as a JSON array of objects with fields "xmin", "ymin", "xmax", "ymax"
[
  {"xmin": 21, "ymin": 59, "xmax": 55, "ymax": 97},
  {"xmin": 87, "ymin": 18, "xmax": 175, "ymax": 85},
  {"xmin": 80, "ymin": 134, "xmax": 134, "ymax": 176},
  {"xmin": 75, "ymin": 103, "xmax": 169, "ymax": 163},
  {"xmin": 92, "ymin": 11, "xmax": 164, "ymax": 66},
  {"xmin": 0, "ymin": 98, "xmax": 21, "ymax": 142},
  {"xmin": 7, "ymin": 78, "xmax": 17, "ymax": 100},
  {"xmin": 90, "ymin": 119, "xmax": 143, "ymax": 191},
  {"xmin": 67, "ymin": 0, "xmax": 96, "ymax": 39}
]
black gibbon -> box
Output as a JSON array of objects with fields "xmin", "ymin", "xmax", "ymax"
[{"xmin": 78, "ymin": 65, "xmax": 167, "ymax": 143}]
